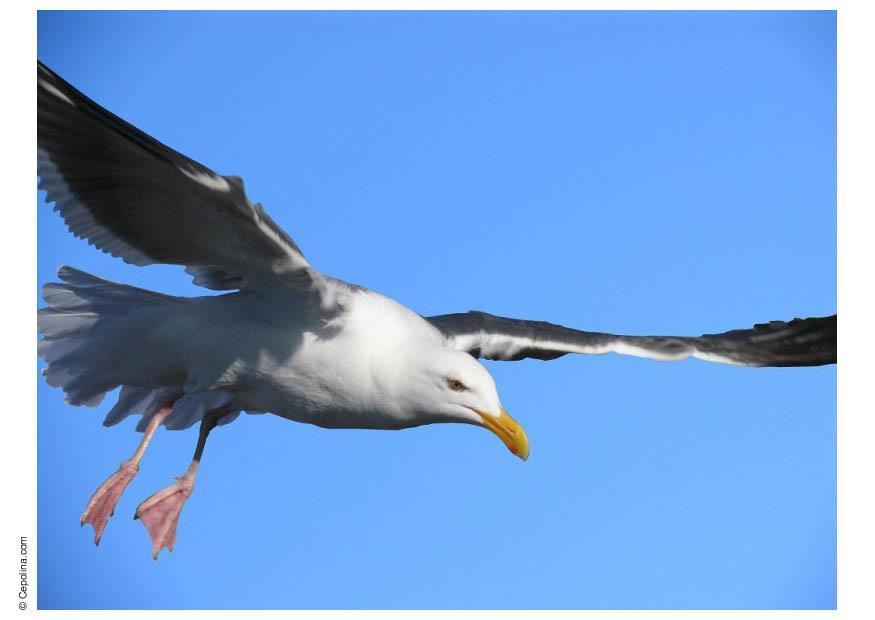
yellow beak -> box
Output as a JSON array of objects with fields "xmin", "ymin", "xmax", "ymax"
[{"xmin": 479, "ymin": 408, "xmax": 530, "ymax": 461}]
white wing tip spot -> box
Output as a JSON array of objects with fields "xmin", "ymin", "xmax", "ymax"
[
  {"xmin": 178, "ymin": 166, "xmax": 231, "ymax": 192},
  {"xmin": 39, "ymin": 79, "xmax": 75, "ymax": 106}
]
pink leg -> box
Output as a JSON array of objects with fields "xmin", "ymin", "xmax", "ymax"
[
  {"xmin": 134, "ymin": 461, "xmax": 198, "ymax": 560},
  {"xmin": 134, "ymin": 412, "xmax": 221, "ymax": 560},
  {"xmin": 80, "ymin": 406, "xmax": 172, "ymax": 545}
]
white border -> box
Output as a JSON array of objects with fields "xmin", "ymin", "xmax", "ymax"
[{"xmin": 4, "ymin": 1, "xmax": 871, "ymax": 618}]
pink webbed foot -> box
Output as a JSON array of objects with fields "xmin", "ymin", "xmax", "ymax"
[
  {"xmin": 134, "ymin": 473, "xmax": 195, "ymax": 560},
  {"xmin": 80, "ymin": 459, "xmax": 139, "ymax": 545}
]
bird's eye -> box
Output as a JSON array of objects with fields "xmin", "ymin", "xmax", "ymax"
[{"xmin": 447, "ymin": 378, "xmax": 466, "ymax": 392}]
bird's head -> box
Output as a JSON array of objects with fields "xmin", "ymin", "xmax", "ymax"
[{"xmin": 406, "ymin": 348, "xmax": 529, "ymax": 460}]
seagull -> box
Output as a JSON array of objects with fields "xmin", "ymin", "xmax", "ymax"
[{"xmin": 37, "ymin": 61, "xmax": 837, "ymax": 560}]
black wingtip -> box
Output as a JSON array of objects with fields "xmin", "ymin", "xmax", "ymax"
[{"xmin": 703, "ymin": 314, "xmax": 837, "ymax": 367}]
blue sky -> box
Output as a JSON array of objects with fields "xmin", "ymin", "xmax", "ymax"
[{"xmin": 37, "ymin": 11, "xmax": 836, "ymax": 610}]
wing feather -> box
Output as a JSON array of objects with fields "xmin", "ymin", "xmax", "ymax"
[
  {"xmin": 427, "ymin": 311, "xmax": 836, "ymax": 367},
  {"xmin": 37, "ymin": 61, "xmax": 314, "ymax": 295}
]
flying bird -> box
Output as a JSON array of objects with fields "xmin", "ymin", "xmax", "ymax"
[{"xmin": 36, "ymin": 61, "xmax": 837, "ymax": 560}]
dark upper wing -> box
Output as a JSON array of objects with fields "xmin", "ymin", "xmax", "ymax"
[
  {"xmin": 37, "ymin": 61, "xmax": 316, "ymax": 295},
  {"xmin": 427, "ymin": 311, "xmax": 836, "ymax": 367}
]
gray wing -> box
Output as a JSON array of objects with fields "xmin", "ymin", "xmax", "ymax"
[
  {"xmin": 427, "ymin": 311, "xmax": 836, "ymax": 367},
  {"xmin": 37, "ymin": 61, "xmax": 316, "ymax": 296}
]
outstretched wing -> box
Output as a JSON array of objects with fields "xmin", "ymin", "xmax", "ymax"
[
  {"xmin": 37, "ymin": 61, "xmax": 316, "ymax": 295},
  {"xmin": 427, "ymin": 311, "xmax": 836, "ymax": 367}
]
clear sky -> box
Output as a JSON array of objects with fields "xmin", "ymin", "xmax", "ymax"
[{"xmin": 36, "ymin": 11, "xmax": 836, "ymax": 610}]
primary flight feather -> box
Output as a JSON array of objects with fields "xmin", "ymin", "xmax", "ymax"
[{"xmin": 36, "ymin": 61, "xmax": 836, "ymax": 559}]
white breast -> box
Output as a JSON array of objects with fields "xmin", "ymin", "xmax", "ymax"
[{"xmin": 225, "ymin": 289, "xmax": 446, "ymax": 430}]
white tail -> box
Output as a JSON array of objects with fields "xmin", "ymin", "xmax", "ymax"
[{"xmin": 38, "ymin": 266, "xmax": 239, "ymax": 430}]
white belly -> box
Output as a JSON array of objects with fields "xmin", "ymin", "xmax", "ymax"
[{"xmin": 170, "ymin": 288, "xmax": 444, "ymax": 431}]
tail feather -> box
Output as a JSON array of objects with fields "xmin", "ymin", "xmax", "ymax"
[
  {"xmin": 103, "ymin": 385, "xmax": 166, "ymax": 427},
  {"xmin": 39, "ymin": 266, "xmax": 241, "ymax": 430},
  {"xmin": 102, "ymin": 385, "xmax": 239, "ymax": 431},
  {"xmin": 38, "ymin": 266, "xmax": 182, "ymax": 407}
]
